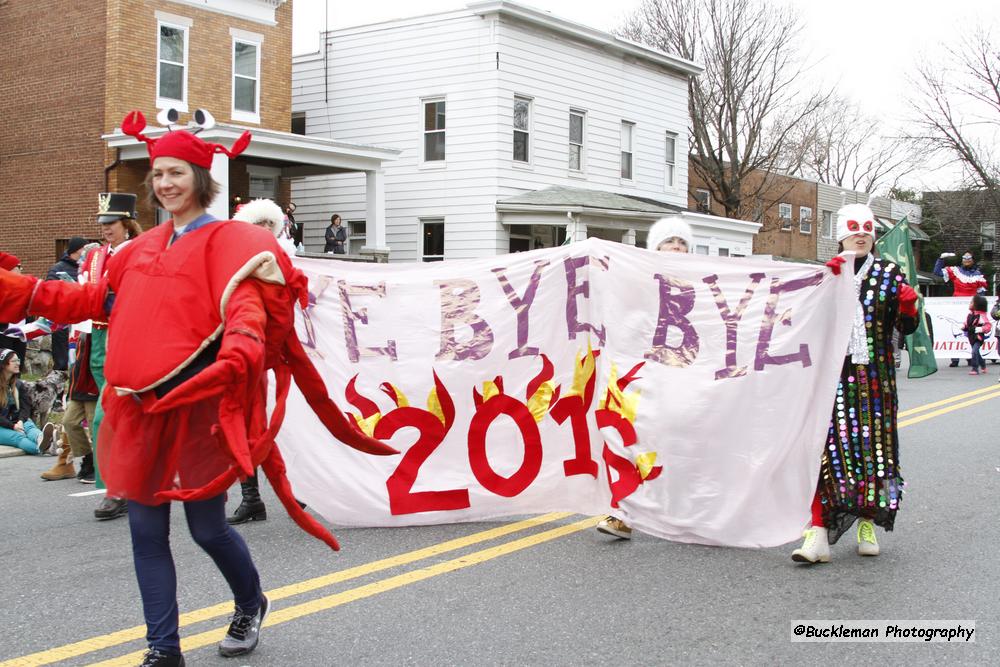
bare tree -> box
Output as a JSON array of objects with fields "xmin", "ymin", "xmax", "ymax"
[
  {"xmin": 783, "ymin": 96, "xmax": 917, "ymax": 194},
  {"xmin": 618, "ymin": 0, "xmax": 828, "ymax": 219},
  {"xmin": 910, "ymin": 27, "xmax": 1000, "ymax": 210}
]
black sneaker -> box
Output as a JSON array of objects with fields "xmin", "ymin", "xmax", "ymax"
[
  {"xmin": 94, "ymin": 496, "xmax": 128, "ymax": 520},
  {"xmin": 218, "ymin": 595, "xmax": 269, "ymax": 657},
  {"xmin": 139, "ymin": 648, "xmax": 185, "ymax": 666},
  {"xmin": 77, "ymin": 453, "xmax": 95, "ymax": 483}
]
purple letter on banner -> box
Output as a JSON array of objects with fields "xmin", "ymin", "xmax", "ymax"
[
  {"xmin": 564, "ymin": 255, "xmax": 607, "ymax": 347},
  {"xmin": 493, "ymin": 260, "xmax": 549, "ymax": 360},
  {"xmin": 644, "ymin": 273, "xmax": 699, "ymax": 367},
  {"xmin": 703, "ymin": 272, "xmax": 766, "ymax": 380},
  {"xmin": 754, "ymin": 272, "xmax": 823, "ymax": 371},
  {"xmin": 436, "ymin": 279, "xmax": 495, "ymax": 361},
  {"xmin": 337, "ymin": 280, "xmax": 398, "ymax": 363}
]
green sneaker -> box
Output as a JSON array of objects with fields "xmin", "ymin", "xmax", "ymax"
[{"xmin": 857, "ymin": 520, "xmax": 879, "ymax": 556}]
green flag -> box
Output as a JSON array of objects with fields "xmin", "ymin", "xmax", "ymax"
[{"xmin": 875, "ymin": 217, "xmax": 937, "ymax": 378}]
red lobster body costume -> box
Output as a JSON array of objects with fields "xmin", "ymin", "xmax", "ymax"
[{"xmin": 0, "ymin": 115, "xmax": 395, "ymax": 551}]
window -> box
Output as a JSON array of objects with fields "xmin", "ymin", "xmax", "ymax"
[
  {"xmin": 664, "ymin": 132, "xmax": 677, "ymax": 188},
  {"xmin": 249, "ymin": 175, "xmax": 276, "ymax": 199},
  {"xmin": 718, "ymin": 247, "xmax": 730, "ymax": 257},
  {"xmin": 799, "ymin": 206, "xmax": 813, "ymax": 234},
  {"xmin": 513, "ymin": 96, "xmax": 531, "ymax": 163},
  {"xmin": 694, "ymin": 189, "xmax": 711, "ymax": 213},
  {"xmin": 779, "ymin": 203, "xmax": 792, "ymax": 230},
  {"xmin": 822, "ymin": 210, "xmax": 833, "ymax": 239},
  {"xmin": 422, "ymin": 219, "xmax": 444, "ymax": 261},
  {"xmin": 568, "ymin": 110, "xmax": 585, "ymax": 171},
  {"xmin": 423, "ymin": 99, "xmax": 446, "ymax": 162},
  {"xmin": 232, "ymin": 39, "xmax": 261, "ymax": 121},
  {"xmin": 620, "ymin": 121, "xmax": 635, "ymax": 180},
  {"xmin": 695, "ymin": 245, "xmax": 710, "ymax": 255},
  {"xmin": 291, "ymin": 112, "xmax": 306, "ymax": 135},
  {"xmin": 157, "ymin": 22, "xmax": 188, "ymax": 107},
  {"xmin": 348, "ymin": 220, "xmax": 366, "ymax": 254},
  {"xmin": 982, "ymin": 221, "xmax": 996, "ymax": 252}
]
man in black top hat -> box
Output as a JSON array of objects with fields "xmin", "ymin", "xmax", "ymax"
[{"xmin": 45, "ymin": 237, "xmax": 89, "ymax": 370}]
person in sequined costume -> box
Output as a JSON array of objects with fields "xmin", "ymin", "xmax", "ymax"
[{"xmin": 792, "ymin": 204, "xmax": 920, "ymax": 564}]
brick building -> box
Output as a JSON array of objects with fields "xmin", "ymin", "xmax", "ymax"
[
  {"xmin": 0, "ymin": 0, "xmax": 395, "ymax": 276},
  {"xmin": 688, "ymin": 161, "xmax": 818, "ymax": 260}
]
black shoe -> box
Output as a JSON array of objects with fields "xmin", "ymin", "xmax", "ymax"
[
  {"xmin": 227, "ymin": 499, "xmax": 267, "ymax": 525},
  {"xmin": 949, "ymin": 360, "xmax": 960, "ymax": 367},
  {"xmin": 77, "ymin": 454, "xmax": 95, "ymax": 483},
  {"xmin": 94, "ymin": 496, "xmax": 128, "ymax": 521},
  {"xmin": 139, "ymin": 648, "xmax": 185, "ymax": 667},
  {"xmin": 218, "ymin": 595, "xmax": 269, "ymax": 657}
]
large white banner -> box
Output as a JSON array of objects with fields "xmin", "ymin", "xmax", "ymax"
[
  {"xmin": 924, "ymin": 297, "xmax": 999, "ymax": 359},
  {"xmin": 279, "ymin": 239, "xmax": 856, "ymax": 547}
]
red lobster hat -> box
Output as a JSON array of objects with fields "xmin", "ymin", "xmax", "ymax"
[{"xmin": 120, "ymin": 110, "xmax": 251, "ymax": 169}]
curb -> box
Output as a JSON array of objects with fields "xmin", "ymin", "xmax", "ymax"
[{"xmin": 0, "ymin": 448, "xmax": 27, "ymax": 459}]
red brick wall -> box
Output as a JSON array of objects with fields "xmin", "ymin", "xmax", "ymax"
[
  {"xmin": 0, "ymin": 1, "xmax": 108, "ymax": 276},
  {"xmin": 1, "ymin": 0, "xmax": 294, "ymax": 273},
  {"xmin": 688, "ymin": 162, "xmax": 819, "ymax": 261}
]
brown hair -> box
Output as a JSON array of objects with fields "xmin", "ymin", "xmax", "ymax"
[{"xmin": 144, "ymin": 162, "xmax": 220, "ymax": 212}]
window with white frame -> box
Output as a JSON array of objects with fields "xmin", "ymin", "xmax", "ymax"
[
  {"xmin": 718, "ymin": 247, "xmax": 730, "ymax": 257},
  {"xmin": 233, "ymin": 38, "xmax": 261, "ymax": 121},
  {"xmin": 694, "ymin": 189, "xmax": 711, "ymax": 213},
  {"xmin": 568, "ymin": 109, "xmax": 585, "ymax": 171},
  {"xmin": 513, "ymin": 96, "xmax": 531, "ymax": 163},
  {"xmin": 982, "ymin": 221, "xmax": 996, "ymax": 252},
  {"xmin": 423, "ymin": 99, "xmax": 446, "ymax": 162},
  {"xmin": 348, "ymin": 220, "xmax": 366, "ymax": 254},
  {"xmin": 157, "ymin": 22, "xmax": 188, "ymax": 107},
  {"xmin": 695, "ymin": 245, "xmax": 710, "ymax": 255},
  {"xmin": 779, "ymin": 202, "xmax": 792, "ymax": 230},
  {"xmin": 664, "ymin": 132, "xmax": 677, "ymax": 188},
  {"xmin": 422, "ymin": 218, "xmax": 444, "ymax": 261},
  {"xmin": 799, "ymin": 206, "xmax": 813, "ymax": 234},
  {"xmin": 822, "ymin": 210, "xmax": 834, "ymax": 239},
  {"xmin": 620, "ymin": 121, "xmax": 635, "ymax": 180}
]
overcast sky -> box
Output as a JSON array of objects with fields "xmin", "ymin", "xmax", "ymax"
[{"xmin": 292, "ymin": 0, "xmax": 1000, "ymax": 191}]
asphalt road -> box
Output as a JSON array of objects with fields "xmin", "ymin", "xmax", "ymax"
[{"xmin": 0, "ymin": 359, "xmax": 996, "ymax": 666}]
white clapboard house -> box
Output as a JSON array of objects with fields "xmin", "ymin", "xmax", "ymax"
[{"xmin": 291, "ymin": 0, "xmax": 759, "ymax": 260}]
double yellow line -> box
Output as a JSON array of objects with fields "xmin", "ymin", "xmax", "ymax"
[
  {"xmin": 898, "ymin": 382, "xmax": 1000, "ymax": 428},
  {"xmin": 1, "ymin": 513, "xmax": 593, "ymax": 667},
  {"xmin": 5, "ymin": 383, "xmax": 1000, "ymax": 666}
]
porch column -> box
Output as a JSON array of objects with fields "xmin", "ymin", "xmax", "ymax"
[
  {"xmin": 622, "ymin": 228, "xmax": 636, "ymax": 246},
  {"xmin": 365, "ymin": 169, "xmax": 388, "ymax": 249},
  {"xmin": 208, "ymin": 153, "xmax": 230, "ymax": 220}
]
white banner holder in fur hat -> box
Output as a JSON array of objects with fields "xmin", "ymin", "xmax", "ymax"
[
  {"xmin": 646, "ymin": 215, "xmax": 694, "ymax": 253},
  {"xmin": 232, "ymin": 198, "xmax": 284, "ymax": 236}
]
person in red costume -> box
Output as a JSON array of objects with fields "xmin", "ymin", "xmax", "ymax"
[
  {"xmin": 0, "ymin": 109, "xmax": 396, "ymax": 667},
  {"xmin": 794, "ymin": 204, "xmax": 920, "ymax": 565}
]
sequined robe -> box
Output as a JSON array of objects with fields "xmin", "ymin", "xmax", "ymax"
[{"xmin": 818, "ymin": 257, "xmax": 917, "ymax": 543}]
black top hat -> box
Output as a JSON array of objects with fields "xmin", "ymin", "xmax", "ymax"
[{"xmin": 96, "ymin": 193, "xmax": 138, "ymax": 224}]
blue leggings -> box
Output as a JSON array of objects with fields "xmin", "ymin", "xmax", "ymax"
[
  {"xmin": 971, "ymin": 341, "xmax": 986, "ymax": 370},
  {"xmin": 128, "ymin": 494, "xmax": 262, "ymax": 654}
]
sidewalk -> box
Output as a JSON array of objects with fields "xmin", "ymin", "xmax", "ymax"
[{"xmin": 0, "ymin": 448, "xmax": 27, "ymax": 458}]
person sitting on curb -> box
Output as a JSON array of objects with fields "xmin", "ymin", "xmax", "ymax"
[
  {"xmin": 596, "ymin": 215, "xmax": 695, "ymax": 541},
  {"xmin": 0, "ymin": 348, "xmax": 59, "ymax": 455}
]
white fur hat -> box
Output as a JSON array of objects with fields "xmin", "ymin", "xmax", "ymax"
[
  {"xmin": 835, "ymin": 203, "xmax": 876, "ymax": 242},
  {"xmin": 647, "ymin": 215, "xmax": 694, "ymax": 252},
  {"xmin": 232, "ymin": 198, "xmax": 284, "ymax": 237}
]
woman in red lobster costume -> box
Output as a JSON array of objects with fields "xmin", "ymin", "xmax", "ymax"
[{"xmin": 0, "ymin": 110, "xmax": 396, "ymax": 667}]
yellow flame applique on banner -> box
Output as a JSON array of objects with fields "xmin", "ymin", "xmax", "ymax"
[
  {"xmin": 527, "ymin": 380, "xmax": 556, "ymax": 423},
  {"xmin": 352, "ymin": 412, "xmax": 382, "ymax": 438},
  {"xmin": 427, "ymin": 387, "xmax": 446, "ymax": 426},
  {"xmin": 482, "ymin": 380, "xmax": 501, "ymax": 402},
  {"xmin": 636, "ymin": 451, "xmax": 658, "ymax": 479},
  {"xmin": 599, "ymin": 363, "xmax": 640, "ymax": 423},
  {"xmin": 565, "ymin": 344, "xmax": 597, "ymax": 399}
]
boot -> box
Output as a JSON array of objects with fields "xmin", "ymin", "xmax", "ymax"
[
  {"xmin": 227, "ymin": 475, "xmax": 266, "ymax": 525},
  {"xmin": 41, "ymin": 430, "xmax": 76, "ymax": 480},
  {"xmin": 77, "ymin": 453, "xmax": 95, "ymax": 483},
  {"xmin": 856, "ymin": 519, "xmax": 880, "ymax": 556},
  {"xmin": 791, "ymin": 526, "xmax": 830, "ymax": 564}
]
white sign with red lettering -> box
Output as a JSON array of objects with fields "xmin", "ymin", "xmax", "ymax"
[
  {"xmin": 923, "ymin": 296, "xmax": 999, "ymax": 359},
  {"xmin": 279, "ymin": 239, "xmax": 856, "ymax": 548}
]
